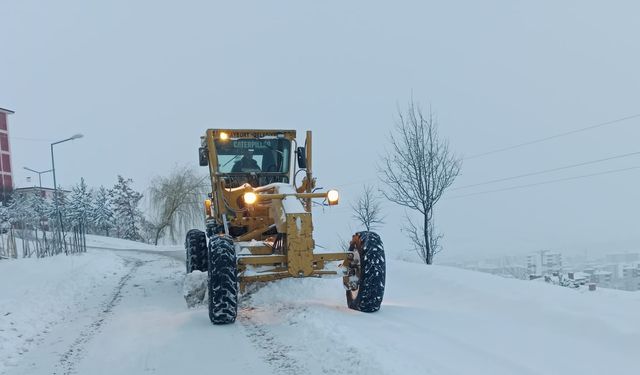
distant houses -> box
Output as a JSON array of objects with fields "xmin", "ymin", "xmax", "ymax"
[
  {"xmin": 579, "ymin": 256, "xmax": 640, "ymax": 291},
  {"xmin": 528, "ymin": 251, "xmax": 640, "ymax": 291},
  {"xmin": 13, "ymin": 186, "xmax": 59, "ymax": 201},
  {"xmin": 526, "ymin": 251, "xmax": 563, "ymax": 277},
  {"xmin": 622, "ymin": 266, "xmax": 640, "ymax": 291},
  {"xmin": 453, "ymin": 250, "xmax": 640, "ymax": 292}
]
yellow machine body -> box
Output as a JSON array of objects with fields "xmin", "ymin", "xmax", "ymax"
[{"xmin": 201, "ymin": 129, "xmax": 348, "ymax": 291}]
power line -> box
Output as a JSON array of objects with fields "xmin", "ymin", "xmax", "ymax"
[
  {"xmin": 464, "ymin": 113, "xmax": 640, "ymax": 160},
  {"xmin": 451, "ymin": 150, "xmax": 640, "ymax": 191},
  {"xmin": 334, "ymin": 113, "xmax": 640, "ymax": 189},
  {"xmin": 336, "ymin": 148, "xmax": 640, "ymax": 193},
  {"xmin": 446, "ymin": 165, "xmax": 640, "ymax": 200},
  {"xmin": 334, "ymin": 177, "xmax": 379, "ymax": 188},
  {"xmin": 10, "ymin": 136, "xmax": 55, "ymax": 142}
]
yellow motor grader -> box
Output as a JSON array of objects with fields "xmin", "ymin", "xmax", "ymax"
[{"xmin": 185, "ymin": 129, "xmax": 386, "ymax": 324}]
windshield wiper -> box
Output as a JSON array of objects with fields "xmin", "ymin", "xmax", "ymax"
[{"xmin": 221, "ymin": 155, "xmax": 242, "ymax": 169}]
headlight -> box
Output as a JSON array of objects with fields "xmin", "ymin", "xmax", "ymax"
[
  {"xmin": 243, "ymin": 192, "xmax": 258, "ymax": 205},
  {"xmin": 327, "ymin": 189, "xmax": 339, "ymax": 205},
  {"xmin": 204, "ymin": 199, "xmax": 212, "ymax": 216}
]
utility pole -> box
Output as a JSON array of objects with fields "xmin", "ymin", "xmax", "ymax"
[{"xmin": 50, "ymin": 134, "xmax": 84, "ymax": 253}]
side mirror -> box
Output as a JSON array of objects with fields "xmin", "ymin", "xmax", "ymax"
[
  {"xmin": 199, "ymin": 147, "xmax": 209, "ymax": 166},
  {"xmin": 296, "ymin": 147, "xmax": 307, "ymax": 169}
]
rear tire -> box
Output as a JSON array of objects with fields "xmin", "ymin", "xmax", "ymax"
[
  {"xmin": 185, "ymin": 229, "xmax": 207, "ymax": 273},
  {"xmin": 208, "ymin": 235, "xmax": 238, "ymax": 324},
  {"xmin": 345, "ymin": 231, "xmax": 385, "ymax": 312}
]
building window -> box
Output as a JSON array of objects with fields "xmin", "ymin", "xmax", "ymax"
[
  {"xmin": 0, "ymin": 114, "xmax": 6, "ymax": 131},
  {"xmin": 3, "ymin": 175, "xmax": 12, "ymax": 189},
  {"xmin": 1, "ymin": 154, "xmax": 10, "ymax": 173},
  {"xmin": 0, "ymin": 133, "xmax": 8, "ymax": 152}
]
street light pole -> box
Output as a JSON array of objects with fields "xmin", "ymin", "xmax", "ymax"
[
  {"xmin": 50, "ymin": 134, "xmax": 84, "ymax": 253},
  {"xmin": 24, "ymin": 166, "xmax": 54, "ymax": 257},
  {"xmin": 23, "ymin": 167, "xmax": 53, "ymax": 189}
]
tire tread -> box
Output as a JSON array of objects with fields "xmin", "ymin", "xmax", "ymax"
[
  {"xmin": 208, "ymin": 235, "xmax": 238, "ymax": 324},
  {"xmin": 347, "ymin": 231, "xmax": 386, "ymax": 312}
]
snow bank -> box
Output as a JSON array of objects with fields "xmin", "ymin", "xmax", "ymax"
[
  {"xmin": 183, "ymin": 270, "xmax": 207, "ymax": 308},
  {"xmin": 246, "ymin": 260, "xmax": 640, "ymax": 375}
]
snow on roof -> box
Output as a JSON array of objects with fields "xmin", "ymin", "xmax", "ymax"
[
  {"xmin": 595, "ymin": 270, "xmax": 612, "ymax": 276},
  {"xmin": 572, "ymin": 272, "xmax": 590, "ymax": 279},
  {"xmin": 14, "ymin": 186, "xmax": 70, "ymax": 194},
  {"xmin": 14, "ymin": 186, "xmax": 57, "ymax": 192},
  {"xmin": 621, "ymin": 262, "xmax": 640, "ymax": 269}
]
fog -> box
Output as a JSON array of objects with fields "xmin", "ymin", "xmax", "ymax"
[{"xmin": 2, "ymin": 0, "xmax": 639, "ymax": 261}]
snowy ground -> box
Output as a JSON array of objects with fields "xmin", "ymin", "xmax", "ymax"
[
  {"xmin": 1, "ymin": 237, "xmax": 639, "ymax": 375},
  {"xmin": 0, "ymin": 250, "xmax": 128, "ymax": 373}
]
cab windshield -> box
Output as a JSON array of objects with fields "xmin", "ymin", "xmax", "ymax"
[{"xmin": 215, "ymin": 138, "xmax": 291, "ymax": 177}]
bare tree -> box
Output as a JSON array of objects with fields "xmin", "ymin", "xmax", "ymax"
[
  {"xmin": 148, "ymin": 167, "xmax": 209, "ymax": 245},
  {"xmin": 351, "ymin": 185, "xmax": 385, "ymax": 231},
  {"xmin": 380, "ymin": 101, "xmax": 461, "ymax": 264}
]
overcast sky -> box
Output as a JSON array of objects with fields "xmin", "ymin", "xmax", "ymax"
[{"xmin": 1, "ymin": 0, "xmax": 639, "ymax": 261}]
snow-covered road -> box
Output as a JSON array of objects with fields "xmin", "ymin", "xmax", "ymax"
[
  {"xmin": 1, "ymin": 240, "xmax": 638, "ymax": 375},
  {"xmin": 2, "ymin": 250, "xmax": 271, "ymax": 375}
]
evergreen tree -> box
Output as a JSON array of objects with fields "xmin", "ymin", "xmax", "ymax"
[
  {"xmin": 48, "ymin": 187, "xmax": 70, "ymax": 254},
  {"xmin": 0, "ymin": 201, "xmax": 10, "ymax": 233},
  {"xmin": 92, "ymin": 186, "xmax": 114, "ymax": 236},
  {"xmin": 110, "ymin": 175, "xmax": 143, "ymax": 241},
  {"xmin": 64, "ymin": 179, "xmax": 91, "ymax": 253},
  {"xmin": 30, "ymin": 191, "xmax": 51, "ymax": 231},
  {"xmin": 8, "ymin": 193, "xmax": 30, "ymax": 229},
  {"xmin": 8, "ymin": 192, "xmax": 39, "ymax": 257},
  {"xmin": 0, "ymin": 202, "xmax": 11, "ymax": 259},
  {"xmin": 47, "ymin": 187, "xmax": 69, "ymax": 227},
  {"xmin": 67, "ymin": 178, "xmax": 92, "ymax": 230},
  {"xmin": 23, "ymin": 191, "xmax": 52, "ymax": 257}
]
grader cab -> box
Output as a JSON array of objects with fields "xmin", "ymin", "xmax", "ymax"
[{"xmin": 186, "ymin": 129, "xmax": 386, "ymax": 324}]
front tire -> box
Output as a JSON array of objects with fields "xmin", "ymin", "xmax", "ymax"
[
  {"xmin": 208, "ymin": 235, "xmax": 238, "ymax": 324},
  {"xmin": 185, "ymin": 229, "xmax": 207, "ymax": 273},
  {"xmin": 345, "ymin": 231, "xmax": 386, "ymax": 312}
]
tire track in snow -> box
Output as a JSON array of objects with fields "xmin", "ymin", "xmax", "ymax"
[
  {"xmin": 238, "ymin": 295, "xmax": 382, "ymax": 375},
  {"xmin": 53, "ymin": 256, "xmax": 146, "ymax": 375},
  {"xmin": 238, "ymin": 302, "xmax": 306, "ymax": 375}
]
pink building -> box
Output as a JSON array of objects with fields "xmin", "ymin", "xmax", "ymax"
[{"xmin": 0, "ymin": 107, "xmax": 14, "ymax": 198}]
